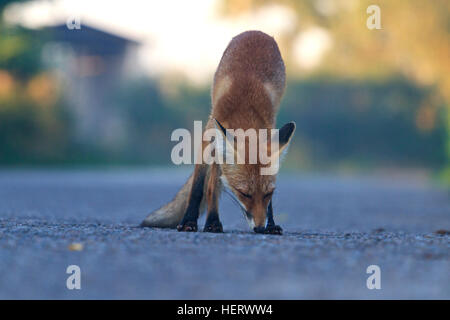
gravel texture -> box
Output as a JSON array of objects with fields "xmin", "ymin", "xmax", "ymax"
[{"xmin": 0, "ymin": 169, "xmax": 448, "ymax": 299}]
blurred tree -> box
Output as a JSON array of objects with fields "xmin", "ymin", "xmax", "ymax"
[
  {"xmin": 0, "ymin": 0, "xmax": 41, "ymax": 78},
  {"xmin": 279, "ymin": 77, "xmax": 446, "ymax": 170},
  {"xmin": 0, "ymin": 0, "xmax": 71, "ymax": 165},
  {"xmin": 0, "ymin": 0, "xmax": 447, "ymax": 171},
  {"xmin": 221, "ymin": 0, "xmax": 450, "ymax": 176},
  {"xmin": 221, "ymin": 0, "xmax": 449, "ymax": 86}
]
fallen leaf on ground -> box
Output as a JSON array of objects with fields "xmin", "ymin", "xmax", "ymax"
[{"xmin": 68, "ymin": 243, "xmax": 83, "ymax": 251}]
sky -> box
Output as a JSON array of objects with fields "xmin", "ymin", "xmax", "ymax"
[{"xmin": 4, "ymin": 0, "xmax": 332, "ymax": 84}]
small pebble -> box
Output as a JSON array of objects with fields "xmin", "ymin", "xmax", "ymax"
[{"xmin": 68, "ymin": 243, "xmax": 84, "ymax": 251}]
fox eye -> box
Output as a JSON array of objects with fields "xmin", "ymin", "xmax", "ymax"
[
  {"xmin": 264, "ymin": 191, "xmax": 274, "ymax": 199},
  {"xmin": 236, "ymin": 189, "xmax": 252, "ymax": 199}
]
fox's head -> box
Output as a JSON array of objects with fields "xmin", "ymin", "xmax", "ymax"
[{"xmin": 214, "ymin": 119, "xmax": 295, "ymax": 232}]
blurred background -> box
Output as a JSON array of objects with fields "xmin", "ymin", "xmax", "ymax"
[
  {"xmin": 0, "ymin": 0, "xmax": 449, "ymax": 180},
  {"xmin": 1, "ymin": 0, "xmax": 449, "ymax": 300}
]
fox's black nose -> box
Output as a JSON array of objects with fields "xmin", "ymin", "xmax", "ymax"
[{"xmin": 253, "ymin": 226, "xmax": 265, "ymax": 234}]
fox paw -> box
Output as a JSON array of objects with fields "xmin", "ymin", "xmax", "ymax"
[
  {"xmin": 253, "ymin": 226, "xmax": 266, "ymax": 234},
  {"xmin": 203, "ymin": 221, "xmax": 223, "ymax": 233},
  {"xmin": 264, "ymin": 225, "xmax": 283, "ymax": 235},
  {"xmin": 177, "ymin": 221, "xmax": 198, "ymax": 232}
]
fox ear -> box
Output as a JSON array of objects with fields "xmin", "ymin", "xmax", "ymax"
[
  {"xmin": 213, "ymin": 118, "xmax": 236, "ymax": 162},
  {"xmin": 213, "ymin": 119, "xmax": 228, "ymax": 139},
  {"xmin": 279, "ymin": 122, "xmax": 296, "ymax": 150},
  {"xmin": 272, "ymin": 121, "xmax": 296, "ymax": 157}
]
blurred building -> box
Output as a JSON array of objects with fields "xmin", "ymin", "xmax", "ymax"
[{"xmin": 41, "ymin": 23, "xmax": 140, "ymax": 148}]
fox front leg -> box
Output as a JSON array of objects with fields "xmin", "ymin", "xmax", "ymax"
[
  {"xmin": 203, "ymin": 163, "xmax": 223, "ymax": 233},
  {"xmin": 265, "ymin": 200, "xmax": 283, "ymax": 235},
  {"xmin": 177, "ymin": 164, "xmax": 208, "ymax": 232}
]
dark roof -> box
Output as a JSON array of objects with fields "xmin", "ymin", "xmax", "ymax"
[{"xmin": 42, "ymin": 24, "xmax": 139, "ymax": 55}]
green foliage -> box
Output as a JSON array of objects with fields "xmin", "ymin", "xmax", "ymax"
[
  {"xmin": 0, "ymin": 75, "xmax": 446, "ymax": 168},
  {"xmin": 0, "ymin": 100, "xmax": 71, "ymax": 164},
  {"xmin": 0, "ymin": 0, "xmax": 447, "ymax": 171},
  {"xmin": 0, "ymin": 29, "xmax": 44, "ymax": 78},
  {"xmin": 279, "ymin": 77, "xmax": 447, "ymax": 169}
]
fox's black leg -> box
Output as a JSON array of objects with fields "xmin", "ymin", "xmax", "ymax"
[
  {"xmin": 204, "ymin": 210, "xmax": 223, "ymax": 233},
  {"xmin": 266, "ymin": 200, "xmax": 276, "ymax": 227},
  {"xmin": 265, "ymin": 200, "xmax": 283, "ymax": 235},
  {"xmin": 204, "ymin": 163, "xmax": 223, "ymax": 233},
  {"xmin": 177, "ymin": 164, "xmax": 207, "ymax": 232}
]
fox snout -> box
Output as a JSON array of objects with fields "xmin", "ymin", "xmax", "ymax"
[
  {"xmin": 246, "ymin": 204, "xmax": 267, "ymax": 231},
  {"xmin": 253, "ymin": 226, "xmax": 266, "ymax": 233}
]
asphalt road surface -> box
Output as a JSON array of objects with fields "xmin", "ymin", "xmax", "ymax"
[{"xmin": 0, "ymin": 169, "xmax": 448, "ymax": 299}]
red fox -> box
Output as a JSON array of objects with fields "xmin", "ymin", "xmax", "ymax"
[{"xmin": 141, "ymin": 31, "xmax": 295, "ymax": 234}]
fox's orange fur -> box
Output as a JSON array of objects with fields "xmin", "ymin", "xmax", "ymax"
[{"xmin": 141, "ymin": 31, "xmax": 295, "ymax": 234}]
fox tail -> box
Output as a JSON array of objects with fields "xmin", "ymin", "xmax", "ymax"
[{"xmin": 140, "ymin": 173, "xmax": 197, "ymax": 228}]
